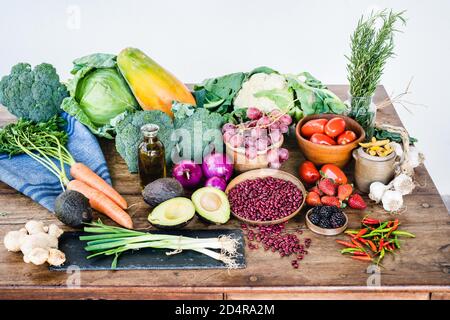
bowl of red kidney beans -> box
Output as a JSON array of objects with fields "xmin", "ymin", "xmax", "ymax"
[{"xmin": 225, "ymin": 169, "xmax": 306, "ymax": 225}]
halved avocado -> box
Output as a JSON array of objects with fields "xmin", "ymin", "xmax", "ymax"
[
  {"xmin": 148, "ymin": 197, "xmax": 195, "ymax": 229},
  {"xmin": 191, "ymin": 187, "xmax": 230, "ymax": 224}
]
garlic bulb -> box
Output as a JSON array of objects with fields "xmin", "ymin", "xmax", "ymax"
[
  {"xmin": 369, "ymin": 182, "xmax": 389, "ymax": 203},
  {"xmin": 408, "ymin": 146, "xmax": 424, "ymax": 169},
  {"xmin": 392, "ymin": 173, "xmax": 415, "ymax": 195},
  {"xmin": 382, "ymin": 190, "xmax": 404, "ymax": 212},
  {"xmin": 389, "ymin": 142, "xmax": 403, "ymax": 160}
]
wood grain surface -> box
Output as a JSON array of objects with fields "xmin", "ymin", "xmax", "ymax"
[{"xmin": 0, "ymin": 86, "xmax": 449, "ymax": 300}]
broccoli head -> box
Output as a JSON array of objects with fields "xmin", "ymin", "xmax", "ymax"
[
  {"xmin": 115, "ymin": 110, "xmax": 175, "ymax": 173},
  {"xmin": 0, "ymin": 62, "xmax": 68, "ymax": 122}
]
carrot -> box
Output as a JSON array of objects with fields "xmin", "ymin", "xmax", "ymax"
[
  {"xmin": 67, "ymin": 180, "xmax": 133, "ymax": 229},
  {"xmin": 70, "ymin": 162, "xmax": 128, "ymax": 209}
]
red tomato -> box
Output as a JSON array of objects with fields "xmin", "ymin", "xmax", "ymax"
[
  {"xmin": 324, "ymin": 117, "xmax": 346, "ymax": 138},
  {"xmin": 337, "ymin": 130, "xmax": 357, "ymax": 145},
  {"xmin": 310, "ymin": 133, "xmax": 336, "ymax": 146},
  {"xmin": 301, "ymin": 118, "xmax": 328, "ymax": 138},
  {"xmin": 320, "ymin": 164, "xmax": 348, "ymax": 185},
  {"xmin": 299, "ymin": 161, "xmax": 320, "ymax": 184}
]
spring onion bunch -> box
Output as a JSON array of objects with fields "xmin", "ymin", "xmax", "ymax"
[{"xmin": 80, "ymin": 220, "xmax": 240, "ymax": 269}]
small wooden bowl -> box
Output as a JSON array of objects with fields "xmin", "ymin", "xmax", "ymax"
[
  {"xmin": 225, "ymin": 168, "xmax": 306, "ymax": 226},
  {"xmin": 225, "ymin": 136, "xmax": 284, "ymax": 172},
  {"xmin": 305, "ymin": 208, "xmax": 348, "ymax": 236},
  {"xmin": 295, "ymin": 114, "xmax": 365, "ymax": 168}
]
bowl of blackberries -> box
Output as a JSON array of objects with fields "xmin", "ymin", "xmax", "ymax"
[{"xmin": 306, "ymin": 206, "xmax": 348, "ymax": 236}]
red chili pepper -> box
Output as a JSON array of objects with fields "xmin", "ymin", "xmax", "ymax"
[
  {"xmin": 352, "ymin": 251, "xmax": 368, "ymax": 256},
  {"xmin": 336, "ymin": 240, "xmax": 357, "ymax": 248},
  {"xmin": 367, "ymin": 240, "xmax": 377, "ymax": 252},
  {"xmin": 379, "ymin": 238, "xmax": 384, "ymax": 251},
  {"xmin": 351, "ymin": 256, "xmax": 373, "ymax": 262},
  {"xmin": 358, "ymin": 237, "xmax": 368, "ymax": 245},
  {"xmin": 386, "ymin": 219, "xmax": 399, "ymax": 238},
  {"xmin": 355, "ymin": 228, "xmax": 368, "ymax": 238},
  {"xmin": 351, "ymin": 238, "xmax": 364, "ymax": 248},
  {"xmin": 348, "ymin": 233, "xmax": 368, "ymax": 244},
  {"xmin": 362, "ymin": 217, "xmax": 381, "ymax": 225}
]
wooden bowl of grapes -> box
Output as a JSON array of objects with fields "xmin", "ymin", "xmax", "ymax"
[{"xmin": 224, "ymin": 123, "xmax": 285, "ymax": 172}]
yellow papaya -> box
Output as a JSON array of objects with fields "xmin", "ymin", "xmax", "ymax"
[{"xmin": 117, "ymin": 48, "xmax": 196, "ymax": 117}]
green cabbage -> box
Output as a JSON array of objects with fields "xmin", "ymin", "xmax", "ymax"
[{"xmin": 61, "ymin": 53, "xmax": 139, "ymax": 139}]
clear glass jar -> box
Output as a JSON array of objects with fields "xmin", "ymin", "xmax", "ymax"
[
  {"xmin": 345, "ymin": 95, "xmax": 377, "ymax": 139},
  {"xmin": 138, "ymin": 124, "xmax": 166, "ymax": 189}
]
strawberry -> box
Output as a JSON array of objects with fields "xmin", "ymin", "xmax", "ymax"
[
  {"xmin": 338, "ymin": 184, "xmax": 353, "ymax": 201},
  {"xmin": 309, "ymin": 186, "xmax": 323, "ymax": 196},
  {"xmin": 318, "ymin": 178, "xmax": 337, "ymax": 196},
  {"xmin": 321, "ymin": 196, "xmax": 341, "ymax": 208},
  {"xmin": 306, "ymin": 191, "xmax": 322, "ymax": 206},
  {"xmin": 348, "ymin": 193, "xmax": 367, "ymax": 210}
]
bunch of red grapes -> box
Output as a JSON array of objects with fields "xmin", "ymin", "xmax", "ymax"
[{"xmin": 222, "ymin": 107, "xmax": 292, "ymax": 169}]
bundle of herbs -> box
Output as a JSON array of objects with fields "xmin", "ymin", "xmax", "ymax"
[
  {"xmin": 0, "ymin": 117, "xmax": 132, "ymax": 228},
  {"xmin": 346, "ymin": 9, "xmax": 406, "ymax": 138}
]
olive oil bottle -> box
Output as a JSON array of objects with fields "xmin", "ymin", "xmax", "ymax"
[{"xmin": 138, "ymin": 124, "xmax": 166, "ymax": 188}]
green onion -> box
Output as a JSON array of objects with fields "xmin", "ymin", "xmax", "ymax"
[{"xmin": 80, "ymin": 220, "xmax": 239, "ymax": 269}]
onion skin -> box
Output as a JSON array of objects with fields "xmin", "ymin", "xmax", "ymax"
[
  {"xmin": 172, "ymin": 160, "xmax": 203, "ymax": 189},
  {"xmin": 204, "ymin": 176, "xmax": 227, "ymax": 191},
  {"xmin": 202, "ymin": 153, "xmax": 233, "ymax": 181}
]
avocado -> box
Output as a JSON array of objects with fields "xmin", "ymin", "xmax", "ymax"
[
  {"xmin": 54, "ymin": 190, "xmax": 93, "ymax": 228},
  {"xmin": 142, "ymin": 178, "xmax": 184, "ymax": 208},
  {"xmin": 148, "ymin": 197, "xmax": 195, "ymax": 229},
  {"xmin": 191, "ymin": 187, "xmax": 230, "ymax": 224}
]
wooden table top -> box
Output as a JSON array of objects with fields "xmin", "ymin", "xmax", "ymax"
[{"xmin": 0, "ymin": 85, "xmax": 449, "ymax": 300}]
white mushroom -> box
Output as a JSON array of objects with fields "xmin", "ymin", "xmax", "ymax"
[
  {"xmin": 3, "ymin": 228, "xmax": 28, "ymax": 252},
  {"xmin": 47, "ymin": 248, "xmax": 66, "ymax": 266}
]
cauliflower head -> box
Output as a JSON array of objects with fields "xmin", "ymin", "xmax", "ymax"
[{"xmin": 233, "ymin": 73, "xmax": 293, "ymax": 113}]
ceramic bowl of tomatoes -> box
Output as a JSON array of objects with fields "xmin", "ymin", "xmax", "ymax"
[{"xmin": 295, "ymin": 114, "xmax": 365, "ymax": 168}]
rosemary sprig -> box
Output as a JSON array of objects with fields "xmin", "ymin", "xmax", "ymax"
[{"xmin": 346, "ymin": 9, "xmax": 406, "ymax": 98}]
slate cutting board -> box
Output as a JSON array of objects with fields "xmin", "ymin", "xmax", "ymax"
[{"xmin": 50, "ymin": 229, "xmax": 246, "ymax": 271}]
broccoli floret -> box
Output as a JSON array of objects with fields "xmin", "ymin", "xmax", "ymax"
[
  {"xmin": 173, "ymin": 108, "xmax": 224, "ymax": 162},
  {"xmin": 0, "ymin": 63, "xmax": 68, "ymax": 122},
  {"xmin": 115, "ymin": 110, "xmax": 175, "ymax": 173}
]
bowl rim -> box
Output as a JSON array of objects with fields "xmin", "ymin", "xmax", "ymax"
[
  {"xmin": 225, "ymin": 168, "xmax": 306, "ymax": 226},
  {"xmin": 305, "ymin": 207, "xmax": 348, "ymax": 236},
  {"xmin": 295, "ymin": 114, "xmax": 366, "ymax": 150}
]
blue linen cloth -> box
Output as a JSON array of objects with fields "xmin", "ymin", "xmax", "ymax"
[{"xmin": 0, "ymin": 112, "xmax": 112, "ymax": 212}]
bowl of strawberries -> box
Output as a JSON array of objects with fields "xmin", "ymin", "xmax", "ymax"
[{"xmin": 299, "ymin": 161, "xmax": 367, "ymax": 210}]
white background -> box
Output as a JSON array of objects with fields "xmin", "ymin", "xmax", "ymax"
[{"xmin": 1, "ymin": 0, "xmax": 449, "ymax": 194}]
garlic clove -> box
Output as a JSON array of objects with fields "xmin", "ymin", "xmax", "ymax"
[
  {"xmin": 369, "ymin": 181, "xmax": 388, "ymax": 204},
  {"xmin": 382, "ymin": 190, "xmax": 404, "ymax": 212},
  {"xmin": 392, "ymin": 173, "xmax": 415, "ymax": 195}
]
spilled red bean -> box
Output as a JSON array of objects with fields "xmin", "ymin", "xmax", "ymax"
[
  {"xmin": 242, "ymin": 223, "xmax": 311, "ymax": 269},
  {"xmin": 228, "ymin": 177, "xmax": 303, "ymax": 222}
]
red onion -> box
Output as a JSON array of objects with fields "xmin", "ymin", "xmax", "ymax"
[
  {"xmin": 204, "ymin": 176, "xmax": 227, "ymax": 191},
  {"xmin": 172, "ymin": 160, "xmax": 203, "ymax": 189},
  {"xmin": 202, "ymin": 153, "xmax": 233, "ymax": 181}
]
